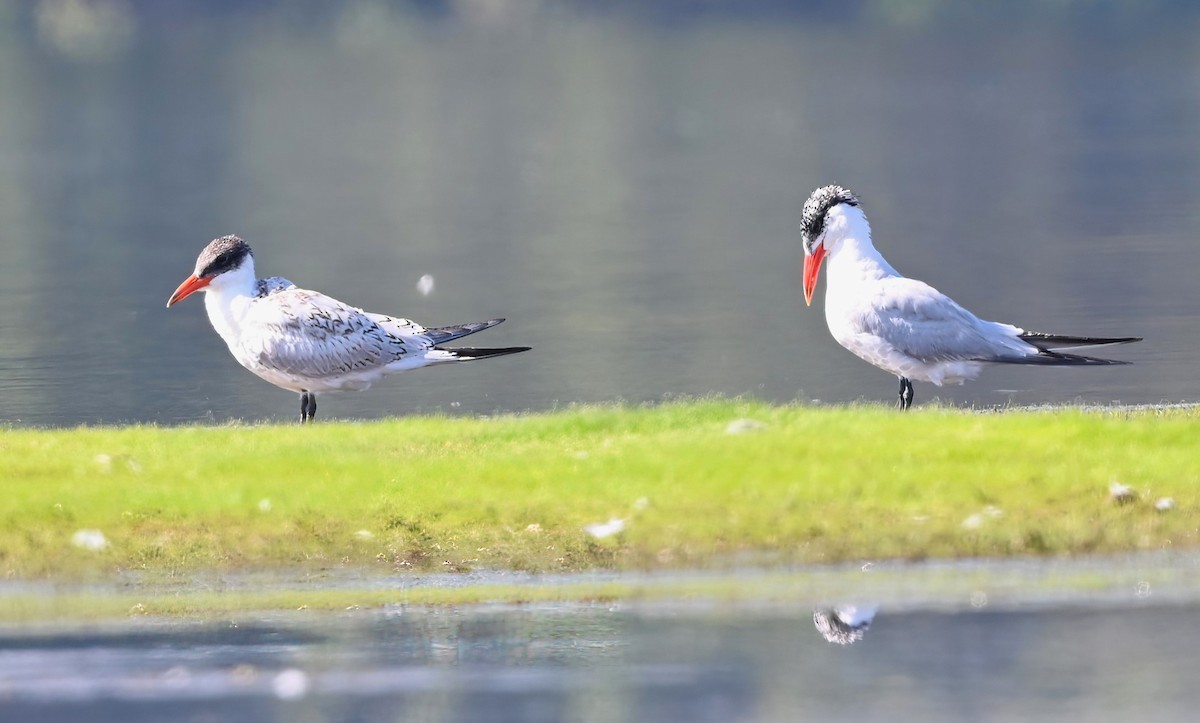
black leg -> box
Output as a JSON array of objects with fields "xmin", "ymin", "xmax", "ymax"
[
  {"xmin": 306, "ymin": 393, "xmax": 317, "ymax": 423},
  {"xmin": 300, "ymin": 392, "xmax": 311, "ymax": 424},
  {"xmin": 897, "ymin": 377, "xmax": 914, "ymax": 411}
]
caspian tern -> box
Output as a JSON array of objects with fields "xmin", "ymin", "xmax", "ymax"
[
  {"xmin": 167, "ymin": 235, "xmax": 530, "ymax": 422},
  {"xmin": 800, "ymin": 185, "xmax": 1140, "ymax": 409}
]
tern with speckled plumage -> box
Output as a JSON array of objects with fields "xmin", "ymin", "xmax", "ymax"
[
  {"xmin": 800, "ymin": 185, "xmax": 1140, "ymax": 409},
  {"xmin": 167, "ymin": 236, "xmax": 530, "ymax": 422}
]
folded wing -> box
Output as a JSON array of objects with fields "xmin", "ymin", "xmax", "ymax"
[{"xmin": 239, "ymin": 289, "xmax": 417, "ymax": 378}]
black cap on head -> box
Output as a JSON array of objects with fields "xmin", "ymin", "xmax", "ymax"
[
  {"xmin": 801, "ymin": 185, "xmax": 860, "ymax": 251},
  {"xmin": 196, "ymin": 235, "xmax": 253, "ymax": 278}
]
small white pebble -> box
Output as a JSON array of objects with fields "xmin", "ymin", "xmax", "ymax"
[
  {"xmin": 1109, "ymin": 483, "xmax": 1137, "ymax": 505},
  {"xmin": 1135, "ymin": 581, "xmax": 1152, "ymax": 598},
  {"xmin": 584, "ymin": 518, "xmax": 626, "ymax": 539},
  {"xmin": 725, "ymin": 419, "xmax": 766, "ymax": 435},
  {"xmin": 525, "ymin": 523, "xmax": 542, "ymax": 534},
  {"xmin": 961, "ymin": 514, "xmax": 983, "ymax": 530},
  {"xmin": 71, "ymin": 529, "xmax": 109, "ymax": 551},
  {"xmin": 1155, "ymin": 497, "xmax": 1175, "ymax": 512},
  {"xmin": 416, "ymin": 274, "xmax": 435, "ymax": 296},
  {"xmin": 970, "ymin": 591, "xmax": 988, "ymax": 608},
  {"xmin": 272, "ymin": 668, "xmax": 310, "ymax": 700},
  {"xmin": 94, "ymin": 454, "xmax": 113, "ymax": 473},
  {"xmin": 353, "ymin": 529, "xmax": 374, "ymax": 541},
  {"xmin": 258, "ymin": 499, "xmax": 272, "ymax": 513}
]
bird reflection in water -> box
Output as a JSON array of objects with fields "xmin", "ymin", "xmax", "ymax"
[{"xmin": 813, "ymin": 604, "xmax": 878, "ymax": 645}]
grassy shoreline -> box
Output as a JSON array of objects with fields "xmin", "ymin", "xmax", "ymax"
[{"xmin": 1, "ymin": 400, "xmax": 1194, "ymax": 589}]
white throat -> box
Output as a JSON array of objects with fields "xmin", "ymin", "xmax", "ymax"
[
  {"xmin": 201, "ymin": 259, "xmax": 259, "ymax": 346},
  {"xmin": 822, "ymin": 206, "xmax": 900, "ymax": 291}
]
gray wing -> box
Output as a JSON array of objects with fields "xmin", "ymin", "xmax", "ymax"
[
  {"xmin": 365, "ymin": 313, "xmax": 429, "ymax": 338},
  {"xmin": 855, "ymin": 278, "xmax": 1032, "ymax": 363},
  {"xmin": 239, "ymin": 289, "xmax": 423, "ymax": 377}
]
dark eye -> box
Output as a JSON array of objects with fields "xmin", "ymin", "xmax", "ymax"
[{"xmin": 200, "ymin": 252, "xmax": 230, "ymax": 277}]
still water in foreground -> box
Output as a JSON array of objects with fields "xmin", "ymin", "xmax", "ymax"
[{"xmin": 1, "ymin": 556, "xmax": 1196, "ymax": 722}]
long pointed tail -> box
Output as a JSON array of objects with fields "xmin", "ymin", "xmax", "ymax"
[
  {"xmin": 987, "ymin": 350, "xmax": 1133, "ymax": 366},
  {"xmin": 443, "ymin": 346, "xmax": 532, "ymax": 360},
  {"xmin": 1019, "ymin": 331, "xmax": 1142, "ymax": 349},
  {"xmin": 990, "ymin": 331, "xmax": 1141, "ymax": 366}
]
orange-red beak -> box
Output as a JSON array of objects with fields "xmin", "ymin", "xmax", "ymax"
[
  {"xmin": 802, "ymin": 244, "xmax": 827, "ymax": 306},
  {"xmin": 166, "ymin": 274, "xmax": 211, "ymax": 307}
]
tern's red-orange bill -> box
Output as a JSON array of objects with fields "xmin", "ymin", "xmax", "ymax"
[
  {"xmin": 166, "ymin": 274, "xmax": 211, "ymax": 307},
  {"xmin": 802, "ymin": 243, "xmax": 826, "ymax": 306}
]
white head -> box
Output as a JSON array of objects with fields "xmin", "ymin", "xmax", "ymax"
[
  {"xmin": 801, "ymin": 185, "xmax": 866, "ymax": 305},
  {"xmin": 166, "ymin": 235, "xmax": 257, "ymax": 307}
]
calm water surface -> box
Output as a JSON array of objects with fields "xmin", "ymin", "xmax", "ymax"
[
  {"xmin": 3, "ymin": 560, "xmax": 1200, "ymax": 723},
  {"xmin": 1, "ymin": 2, "xmax": 1197, "ymax": 425}
]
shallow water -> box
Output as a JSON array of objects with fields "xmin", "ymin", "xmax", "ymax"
[
  {"xmin": 14, "ymin": 606, "xmax": 1200, "ymax": 722},
  {"xmin": 3, "ymin": 552, "xmax": 1200, "ymax": 722},
  {"xmin": 0, "ymin": 2, "xmax": 1196, "ymax": 426}
]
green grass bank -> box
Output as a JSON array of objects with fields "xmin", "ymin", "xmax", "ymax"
[{"xmin": 1, "ymin": 400, "xmax": 1195, "ymax": 582}]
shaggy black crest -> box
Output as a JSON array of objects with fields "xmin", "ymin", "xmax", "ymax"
[
  {"xmin": 196, "ymin": 235, "xmax": 253, "ymax": 278},
  {"xmin": 801, "ymin": 185, "xmax": 860, "ymax": 251}
]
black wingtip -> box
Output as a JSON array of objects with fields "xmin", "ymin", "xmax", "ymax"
[{"xmin": 423, "ymin": 318, "xmax": 509, "ymax": 345}]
